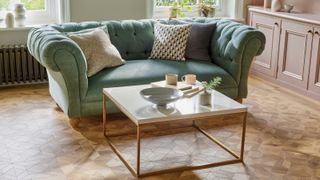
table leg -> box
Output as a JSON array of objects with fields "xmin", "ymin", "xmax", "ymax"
[
  {"xmin": 137, "ymin": 125, "xmax": 141, "ymax": 176},
  {"xmin": 104, "ymin": 110, "xmax": 247, "ymax": 177},
  {"xmin": 103, "ymin": 94, "xmax": 138, "ymax": 177},
  {"xmin": 103, "ymin": 94, "xmax": 107, "ymax": 137},
  {"xmin": 240, "ymin": 112, "xmax": 247, "ymax": 161}
]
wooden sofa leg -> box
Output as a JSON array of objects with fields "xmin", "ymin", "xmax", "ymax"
[
  {"xmin": 69, "ymin": 117, "xmax": 81, "ymax": 128},
  {"xmin": 56, "ymin": 103, "xmax": 62, "ymax": 111},
  {"xmin": 235, "ymin": 98, "xmax": 243, "ymax": 104}
]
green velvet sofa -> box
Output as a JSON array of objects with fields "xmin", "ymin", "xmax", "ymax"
[{"xmin": 27, "ymin": 18, "xmax": 265, "ymax": 121}]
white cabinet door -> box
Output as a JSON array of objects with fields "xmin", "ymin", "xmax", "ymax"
[
  {"xmin": 277, "ymin": 20, "xmax": 313, "ymax": 90},
  {"xmin": 251, "ymin": 12, "xmax": 281, "ymax": 77},
  {"xmin": 308, "ymin": 27, "xmax": 320, "ymax": 94}
]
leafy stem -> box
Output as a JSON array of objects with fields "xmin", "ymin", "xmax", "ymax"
[{"xmin": 202, "ymin": 76, "xmax": 222, "ymax": 92}]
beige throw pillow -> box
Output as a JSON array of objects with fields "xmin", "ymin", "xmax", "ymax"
[
  {"xmin": 150, "ymin": 23, "xmax": 192, "ymax": 61},
  {"xmin": 68, "ymin": 28, "xmax": 125, "ymax": 77}
]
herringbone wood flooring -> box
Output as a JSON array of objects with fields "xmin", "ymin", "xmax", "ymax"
[{"xmin": 0, "ymin": 76, "xmax": 319, "ymax": 180}]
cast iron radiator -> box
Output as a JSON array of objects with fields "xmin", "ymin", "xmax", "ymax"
[{"xmin": 0, "ymin": 45, "xmax": 47, "ymax": 87}]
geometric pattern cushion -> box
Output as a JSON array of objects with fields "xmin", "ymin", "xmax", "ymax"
[{"xmin": 150, "ymin": 23, "xmax": 192, "ymax": 61}]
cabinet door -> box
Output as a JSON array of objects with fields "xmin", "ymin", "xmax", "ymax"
[
  {"xmin": 308, "ymin": 27, "xmax": 320, "ymax": 94},
  {"xmin": 251, "ymin": 13, "xmax": 281, "ymax": 77},
  {"xmin": 277, "ymin": 20, "xmax": 313, "ymax": 89}
]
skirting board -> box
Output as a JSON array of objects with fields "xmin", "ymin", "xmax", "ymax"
[{"xmin": 250, "ymin": 71, "xmax": 320, "ymax": 102}]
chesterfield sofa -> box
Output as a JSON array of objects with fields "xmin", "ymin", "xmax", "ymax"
[{"xmin": 27, "ymin": 18, "xmax": 265, "ymax": 126}]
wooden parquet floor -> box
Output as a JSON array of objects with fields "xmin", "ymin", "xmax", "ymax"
[{"xmin": 0, "ymin": 76, "xmax": 319, "ymax": 180}]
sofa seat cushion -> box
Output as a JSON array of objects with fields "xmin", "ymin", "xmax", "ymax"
[{"xmin": 84, "ymin": 59, "xmax": 237, "ymax": 103}]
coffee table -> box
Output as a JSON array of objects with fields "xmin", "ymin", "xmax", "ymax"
[{"xmin": 103, "ymin": 84, "xmax": 247, "ymax": 178}]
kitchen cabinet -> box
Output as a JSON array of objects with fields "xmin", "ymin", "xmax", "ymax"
[
  {"xmin": 251, "ymin": 13, "xmax": 281, "ymax": 77},
  {"xmin": 309, "ymin": 27, "xmax": 320, "ymax": 94},
  {"xmin": 249, "ymin": 7, "xmax": 320, "ymax": 100},
  {"xmin": 277, "ymin": 20, "xmax": 313, "ymax": 89}
]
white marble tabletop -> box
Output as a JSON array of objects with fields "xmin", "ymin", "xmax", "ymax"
[{"xmin": 103, "ymin": 84, "xmax": 247, "ymax": 125}]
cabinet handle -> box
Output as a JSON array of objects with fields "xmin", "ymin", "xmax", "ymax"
[
  {"xmin": 308, "ymin": 30, "xmax": 313, "ymax": 34},
  {"xmin": 274, "ymin": 22, "xmax": 279, "ymax": 26},
  {"xmin": 315, "ymin": 31, "xmax": 319, "ymax": 35}
]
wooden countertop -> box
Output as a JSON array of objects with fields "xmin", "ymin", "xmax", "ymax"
[{"xmin": 249, "ymin": 6, "xmax": 320, "ymax": 26}]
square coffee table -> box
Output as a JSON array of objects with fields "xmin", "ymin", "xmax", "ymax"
[{"xmin": 103, "ymin": 84, "xmax": 247, "ymax": 178}]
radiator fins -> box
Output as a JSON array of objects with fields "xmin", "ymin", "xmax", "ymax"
[{"xmin": 0, "ymin": 44, "xmax": 47, "ymax": 87}]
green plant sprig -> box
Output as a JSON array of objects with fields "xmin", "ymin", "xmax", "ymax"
[{"xmin": 202, "ymin": 76, "xmax": 222, "ymax": 91}]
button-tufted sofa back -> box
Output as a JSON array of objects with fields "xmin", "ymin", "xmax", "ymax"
[
  {"xmin": 47, "ymin": 18, "xmax": 264, "ymax": 66},
  {"xmin": 50, "ymin": 20, "xmax": 156, "ymax": 60},
  {"xmin": 102, "ymin": 20, "xmax": 155, "ymax": 60}
]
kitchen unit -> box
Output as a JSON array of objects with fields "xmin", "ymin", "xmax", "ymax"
[{"xmin": 249, "ymin": 6, "xmax": 320, "ymax": 100}]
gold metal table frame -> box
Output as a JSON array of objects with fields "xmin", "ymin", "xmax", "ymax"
[{"xmin": 103, "ymin": 95, "xmax": 247, "ymax": 178}]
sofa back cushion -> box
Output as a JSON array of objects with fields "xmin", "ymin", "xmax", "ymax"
[
  {"xmin": 101, "ymin": 20, "xmax": 155, "ymax": 60},
  {"xmin": 167, "ymin": 19, "xmax": 216, "ymax": 61},
  {"xmin": 52, "ymin": 18, "xmax": 258, "ymax": 70},
  {"xmin": 51, "ymin": 20, "xmax": 156, "ymax": 61}
]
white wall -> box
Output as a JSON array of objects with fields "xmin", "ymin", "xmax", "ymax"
[
  {"xmin": 0, "ymin": 0, "xmax": 247, "ymax": 46},
  {"xmin": 0, "ymin": 0, "xmax": 149, "ymax": 46}
]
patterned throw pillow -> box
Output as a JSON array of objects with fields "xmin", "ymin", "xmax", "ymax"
[
  {"xmin": 150, "ymin": 23, "xmax": 192, "ymax": 61},
  {"xmin": 68, "ymin": 28, "xmax": 125, "ymax": 77}
]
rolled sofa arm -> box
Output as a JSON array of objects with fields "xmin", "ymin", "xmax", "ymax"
[
  {"xmin": 28, "ymin": 26, "xmax": 87, "ymax": 74},
  {"xmin": 27, "ymin": 25, "xmax": 89, "ymax": 117},
  {"xmin": 211, "ymin": 19, "xmax": 266, "ymax": 98}
]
